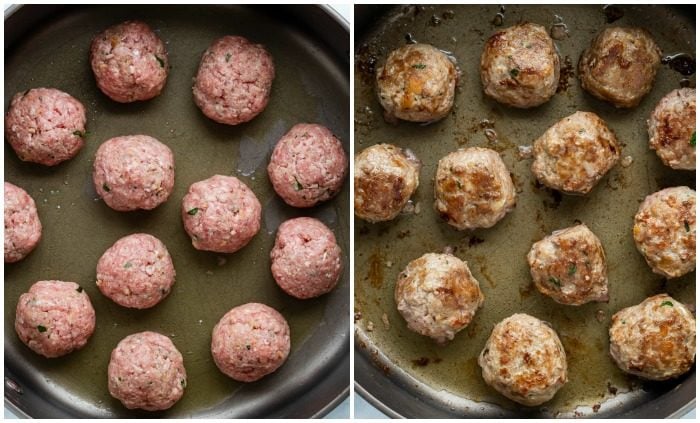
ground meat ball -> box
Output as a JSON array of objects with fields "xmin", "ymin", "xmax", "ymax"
[
  {"xmin": 376, "ymin": 43, "xmax": 458, "ymax": 122},
  {"xmin": 267, "ymin": 123, "xmax": 348, "ymax": 208},
  {"xmin": 609, "ymin": 294, "xmax": 696, "ymax": 381},
  {"xmin": 93, "ymin": 135, "xmax": 175, "ymax": 211},
  {"xmin": 648, "ymin": 88, "xmax": 696, "ymax": 170},
  {"xmin": 354, "ymin": 144, "xmax": 421, "ymax": 222},
  {"xmin": 90, "ymin": 20, "xmax": 169, "ymax": 103},
  {"xmin": 532, "ymin": 111, "xmax": 621, "ymax": 195},
  {"xmin": 434, "ymin": 147, "xmax": 516, "ymax": 230},
  {"xmin": 633, "ymin": 186, "xmax": 695, "ymax": 278},
  {"xmin": 527, "ymin": 224, "xmax": 608, "ymax": 305},
  {"xmin": 395, "ymin": 253, "xmax": 484, "ymax": 344},
  {"xmin": 478, "ymin": 314, "xmax": 568, "ymax": 406},
  {"xmin": 211, "ymin": 303, "xmax": 290, "ymax": 382},
  {"xmin": 15, "ymin": 280, "xmax": 95, "ymax": 358},
  {"xmin": 578, "ymin": 27, "xmax": 661, "ymax": 108},
  {"xmin": 480, "ymin": 23, "xmax": 560, "ymax": 108},
  {"xmin": 5, "ymin": 88, "xmax": 86, "ymax": 166},
  {"xmin": 181, "ymin": 175, "xmax": 261, "ymax": 253},
  {"xmin": 96, "ymin": 233, "xmax": 176, "ymax": 309},
  {"xmin": 193, "ymin": 35, "xmax": 275, "ymax": 125},
  {"xmin": 108, "ymin": 331, "xmax": 186, "ymax": 411},
  {"xmin": 5, "ymin": 182, "xmax": 42, "ymax": 263},
  {"xmin": 270, "ymin": 217, "xmax": 342, "ymax": 299}
]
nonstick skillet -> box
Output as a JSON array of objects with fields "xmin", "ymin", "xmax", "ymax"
[
  {"xmin": 354, "ymin": 4, "xmax": 695, "ymax": 418},
  {"xmin": 5, "ymin": 4, "xmax": 349, "ymax": 418}
]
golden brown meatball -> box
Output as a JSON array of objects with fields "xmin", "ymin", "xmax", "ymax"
[
  {"xmin": 531, "ymin": 111, "xmax": 621, "ymax": 195},
  {"xmin": 434, "ymin": 147, "xmax": 516, "ymax": 230},
  {"xmin": 527, "ymin": 224, "xmax": 608, "ymax": 305},
  {"xmin": 376, "ymin": 43, "xmax": 457, "ymax": 122},
  {"xmin": 609, "ymin": 294, "xmax": 695, "ymax": 381},
  {"xmin": 395, "ymin": 253, "xmax": 484, "ymax": 344},
  {"xmin": 578, "ymin": 27, "xmax": 661, "ymax": 108},
  {"xmin": 633, "ymin": 186, "xmax": 695, "ymax": 278},
  {"xmin": 479, "ymin": 314, "xmax": 568, "ymax": 406},
  {"xmin": 354, "ymin": 144, "xmax": 421, "ymax": 222},
  {"xmin": 648, "ymin": 88, "xmax": 696, "ymax": 170},
  {"xmin": 480, "ymin": 23, "xmax": 560, "ymax": 108}
]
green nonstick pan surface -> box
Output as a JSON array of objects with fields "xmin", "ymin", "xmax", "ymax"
[
  {"xmin": 354, "ymin": 4, "xmax": 695, "ymax": 418},
  {"xmin": 5, "ymin": 5, "xmax": 349, "ymax": 418}
]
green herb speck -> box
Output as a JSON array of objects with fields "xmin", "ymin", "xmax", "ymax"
[
  {"xmin": 102, "ymin": 183, "xmax": 110, "ymax": 192},
  {"xmin": 568, "ymin": 264, "xmax": 577, "ymax": 276},
  {"xmin": 548, "ymin": 276, "xmax": 561, "ymax": 287},
  {"xmin": 155, "ymin": 55, "xmax": 165, "ymax": 68},
  {"xmin": 684, "ymin": 220, "xmax": 690, "ymax": 232},
  {"xmin": 180, "ymin": 379, "xmax": 186, "ymax": 387},
  {"xmin": 412, "ymin": 63, "xmax": 427, "ymax": 69},
  {"xmin": 225, "ymin": 53, "xmax": 232, "ymax": 62},
  {"xmin": 73, "ymin": 130, "xmax": 85, "ymax": 138},
  {"xmin": 661, "ymin": 300, "xmax": 674, "ymax": 307},
  {"xmin": 76, "ymin": 286, "xmax": 84, "ymax": 293},
  {"xmin": 245, "ymin": 344, "xmax": 251, "ymax": 350},
  {"xmin": 124, "ymin": 262, "xmax": 133, "ymax": 269},
  {"xmin": 510, "ymin": 68, "xmax": 519, "ymax": 78},
  {"xmin": 37, "ymin": 325, "xmax": 47, "ymax": 333},
  {"xmin": 293, "ymin": 177, "xmax": 303, "ymax": 191},
  {"xmin": 187, "ymin": 208, "xmax": 199, "ymax": 216},
  {"xmin": 691, "ymin": 131, "xmax": 696, "ymax": 147}
]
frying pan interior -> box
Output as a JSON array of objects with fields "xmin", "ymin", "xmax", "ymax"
[
  {"xmin": 354, "ymin": 4, "xmax": 695, "ymax": 418},
  {"xmin": 5, "ymin": 5, "xmax": 349, "ymax": 418}
]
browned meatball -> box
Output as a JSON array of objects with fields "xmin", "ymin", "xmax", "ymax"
[
  {"xmin": 527, "ymin": 224, "xmax": 608, "ymax": 305},
  {"xmin": 354, "ymin": 144, "xmax": 421, "ymax": 222},
  {"xmin": 434, "ymin": 147, "xmax": 516, "ymax": 230},
  {"xmin": 531, "ymin": 111, "xmax": 621, "ymax": 195},
  {"xmin": 609, "ymin": 294, "xmax": 695, "ymax": 381},
  {"xmin": 479, "ymin": 314, "xmax": 568, "ymax": 406},
  {"xmin": 648, "ymin": 88, "xmax": 696, "ymax": 170},
  {"xmin": 376, "ymin": 43, "xmax": 458, "ymax": 122},
  {"xmin": 481, "ymin": 23, "xmax": 560, "ymax": 108},
  {"xmin": 578, "ymin": 27, "xmax": 661, "ymax": 108}
]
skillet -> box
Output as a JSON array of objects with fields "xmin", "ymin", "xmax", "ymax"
[
  {"xmin": 5, "ymin": 4, "xmax": 349, "ymax": 418},
  {"xmin": 354, "ymin": 4, "xmax": 695, "ymax": 418}
]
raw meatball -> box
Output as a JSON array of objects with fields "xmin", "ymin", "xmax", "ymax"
[
  {"xmin": 90, "ymin": 20, "xmax": 169, "ymax": 103},
  {"xmin": 578, "ymin": 27, "xmax": 661, "ymax": 108},
  {"xmin": 193, "ymin": 35, "xmax": 274, "ymax": 125},
  {"xmin": 633, "ymin": 186, "xmax": 696, "ymax": 278},
  {"xmin": 434, "ymin": 147, "xmax": 516, "ymax": 230},
  {"xmin": 181, "ymin": 175, "xmax": 261, "ymax": 253},
  {"xmin": 478, "ymin": 314, "xmax": 568, "ymax": 406},
  {"xmin": 376, "ymin": 43, "xmax": 458, "ymax": 122},
  {"xmin": 15, "ymin": 280, "xmax": 95, "ymax": 358},
  {"xmin": 5, "ymin": 182, "xmax": 42, "ymax": 263},
  {"xmin": 480, "ymin": 23, "xmax": 560, "ymax": 108},
  {"xmin": 96, "ymin": 233, "xmax": 176, "ymax": 309},
  {"xmin": 648, "ymin": 88, "xmax": 696, "ymax": 170},
  {"xmin": 5, "ymin": 88, "xmax": 86, "ymax": 166},
  {"xmin": 527, "ymin": 224, "xmax": 609, "ymax": 305},
  {"xmin": 93, "ymin": 135, "xmax": 175, "ymax": 211},
  {"xmin": 270, "ymin": 217, "xmax": 342, "ymax": 299},
  {"xmin": 609, "ymin": 294, "xmax": 696, "ymax": 381},
  {"xmin": 532, "ymin": 111, "xmax": 621, "ymax": 195},
  {"xmin": 354, "ymin": 144, "xmax": 421, "ymax": 222},
  {"xmin": 108, "ymin": 331, "xmax": 187, "ymax": 411},
  {"xmin": 267, "ymin": 123, "xmax": 348, "ymax": 208},
  {"xmin": 211, "ymin": 303, "xmax": 290, "ymax": 382},
  {"xmin": 395, "ymin": 253, "xmax": 484, "ymax": 344}
]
